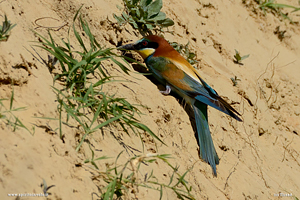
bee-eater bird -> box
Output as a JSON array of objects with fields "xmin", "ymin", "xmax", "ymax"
[{"xmin": 118, "ymin": 35, "xmax": 242, "ymax": 176}]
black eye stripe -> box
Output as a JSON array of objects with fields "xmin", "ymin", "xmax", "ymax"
[
  {"xmin": 148, "ymin": 42, "xmax": 159, "ymax": 49},
  {"xmin": 134, "ymin": 40, "xmax": 159, "ymax": 50}
]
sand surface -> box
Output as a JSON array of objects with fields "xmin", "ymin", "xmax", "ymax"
[{"xmin": 1, "ymin": 0, "xmax": 300, "ymax": 199}]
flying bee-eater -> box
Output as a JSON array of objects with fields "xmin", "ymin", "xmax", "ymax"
[{"xmin": 118, "ymin": 35, "xmax": 242, "ymax": 176}]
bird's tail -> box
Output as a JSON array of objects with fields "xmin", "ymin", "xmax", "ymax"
[{"xmin": 192, "ymin": 102, "xmax": 219, "ymax": 176}]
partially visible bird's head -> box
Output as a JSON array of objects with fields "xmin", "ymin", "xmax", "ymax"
[{"xmin": 118, "ymin": 35, "xmax": 174, "ymax": 60}]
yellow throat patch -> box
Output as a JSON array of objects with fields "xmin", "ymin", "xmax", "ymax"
[{"xmin": 136, "ymin": 48, "xmax": 155, "ymax": 59}]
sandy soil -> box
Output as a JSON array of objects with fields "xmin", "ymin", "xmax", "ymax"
[{"xmin": 1, "ymin": 0, "xmax": 300, "ymax": 199}]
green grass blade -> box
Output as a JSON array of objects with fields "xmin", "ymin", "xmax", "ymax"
[
  {"xmin": 9, "ymin": 88, "xmax": 14, "ymax": 110},
  {"xmin": 32, "ymin": 116, "xmax": 59, "ymax": 120},
  {"xmin": 132, "ymin": 122, "xmax": 166, "ymax": 145},
  {"xmin": 67, "ymin": 60, "xmax": 87, "ymax": 79},
  {"xmin": 90, "ymin": 115, "xmax": 123, "ymax": 133},
  {"xmin": 73, "ymin": 23, "xmax": 87, "ymax": 53},
  {"xmin": 73, "ymin": 5, "xmax": 84, "ymax": 21},
  {"xmin": 110, "ymin": 57, "xmax": 130, "ymax": 74}
]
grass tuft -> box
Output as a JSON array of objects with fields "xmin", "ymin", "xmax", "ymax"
[
  {"xmin": 256, "ymin": 0, "xmax": 300, "ymax": 23},
  {"xmin": 34, "ymin": 8, "xmax": 164, "ymax": 151},
  {"xmin": 0, "ymin": 14, "xmax": 16, "ymax": 42},
  {"xmin": 87, "ymin": 152, "xmax": 195, "ymax": 200},
  {"xmin": 233, "ymin": 49, "xmax": 249, "ymax": 65},
  {"xmin": 231, "ymin": 76, "xmax": 241, "ymax": 86},
  {"xmin": 114, "ymin": 0, "xmax": 174, "ymax": 35},
  {"xmin": 0, "ymin": 89, "xmax": 34, "ymax": 135}
]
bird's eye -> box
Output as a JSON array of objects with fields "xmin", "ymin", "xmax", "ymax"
[{"xmin": 142, "ymin": 41, "xmax": 148, "ymax": 46}]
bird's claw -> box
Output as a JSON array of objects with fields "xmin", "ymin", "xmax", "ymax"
[{"xmin": 160, "ymin": 85, "xmax": 171, "ymax": 95}]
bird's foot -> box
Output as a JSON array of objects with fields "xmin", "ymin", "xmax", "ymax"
[{"xmin": 160, "ymin": 85, "xmax": 171, "ymax": 95}]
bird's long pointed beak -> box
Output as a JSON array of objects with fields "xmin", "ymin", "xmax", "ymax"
[{"xmin": 117, "ymin": 43, "xmax": 135, "ymax": 51}]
